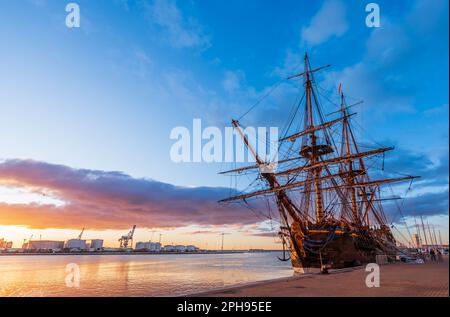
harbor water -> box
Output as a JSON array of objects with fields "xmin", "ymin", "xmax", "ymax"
[{"xmin": 0, "ymin": 252, "xmax": 292, "ymax": 296}]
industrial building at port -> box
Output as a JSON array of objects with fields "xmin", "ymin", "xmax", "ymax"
[
  {"xmin": 21, "ymin": 238, "xmax": 104, "ymax": 252},
  {"xmin": 0, "ymin": 238, "xmax": 13, "ymax": 249},
  {"xmin": 15, "ymin": 240, "xmax": 198, "ymax": 253},
  {"xmin": 1, "ymin": 226, "xmax": 200, "ymax": 253}
]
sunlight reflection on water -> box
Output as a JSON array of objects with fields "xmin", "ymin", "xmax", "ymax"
[{"xmin": 0, "ymin": 253, "xmax": 292, "ymax": 296}]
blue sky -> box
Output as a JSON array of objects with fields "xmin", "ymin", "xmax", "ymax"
[{"xmin": 0, "ymin": 0, "xmax": 448, "ymax": 247}]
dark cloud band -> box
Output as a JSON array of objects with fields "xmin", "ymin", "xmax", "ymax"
[{"xmin": 0, "ymin": 159, "xmax": 255, "ymax": 229}]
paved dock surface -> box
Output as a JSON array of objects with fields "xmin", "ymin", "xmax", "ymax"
[{"xmin": 194, "ymin": 258, "xmax": 449, "ymax": 297}]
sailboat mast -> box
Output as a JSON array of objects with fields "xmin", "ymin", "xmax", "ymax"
[
  {"xmin": 426, "ymin": 220, "xmax": 436, "ymax": 248},
  {"xmin": 433, "ymin": 226, "xmax": 439, "ymax": 248},
  {"xmin": 414, "ymin": 216, "xmax": 423, "ymax": 250},
  {"xmin": 420, "ymin": 216, "xmax": 429, "ymax": 252}
]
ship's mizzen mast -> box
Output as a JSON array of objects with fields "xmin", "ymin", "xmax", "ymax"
[
  {"xmin": 220, "ymin": 53, "xmax": 419, "ymax": 231},
  {"xmin": 340, "ymin": 90, "xmax": 359, "ymax": 224}
]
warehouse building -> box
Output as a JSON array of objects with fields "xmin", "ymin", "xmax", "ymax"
[
  {"xmin": 135, "ymin": 241, "xmax": 161, "ymax": 251},
  {"xmin": 23, "ymin": 240, "xmax": 64, "ymax": 251},
  {"xmin": 89, "ymin": 239, "xmax": 104, "ymax": 251},
  {"xmin": 64, "ymin": 239, "xmax": 104, "ymax": 251},
  {"xmin": 65, "ymin": 239, "xmax": 87, "ymax": 250},
  {"xmin": 162, "ymin": 244, "xmax": 199, "ymax": 252}
]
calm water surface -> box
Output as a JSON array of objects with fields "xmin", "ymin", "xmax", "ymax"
[{"xmin": 0, "ymin": 253, "xmax": 293, "ymax": 296}]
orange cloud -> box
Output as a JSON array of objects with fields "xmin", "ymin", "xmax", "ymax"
[{"xmin": 0, "ymin": 159, "xmax": 263, "ymax": 230}]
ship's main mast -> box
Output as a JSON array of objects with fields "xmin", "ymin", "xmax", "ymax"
[{"xmin": 304, "ymin": 55, "xmax": 324, "ymax": 223}]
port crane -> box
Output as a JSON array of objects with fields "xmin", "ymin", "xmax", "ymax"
[
  {"xmin": 119, "ymin": 225, "xmax": 136, "ymax": 249},
  {"xmin": 77, "ymin": 227, "xmax": 85, "ymax": 240}
]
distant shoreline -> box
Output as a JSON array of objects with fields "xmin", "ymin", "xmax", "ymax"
[{"xmin": 0, "ymin": 250, "xmax": 281, "ymax": 256}]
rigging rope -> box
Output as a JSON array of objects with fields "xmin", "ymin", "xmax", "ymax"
[{"xmin": 237, "ymin": 79, "xmax": 287, "ymax": 121}]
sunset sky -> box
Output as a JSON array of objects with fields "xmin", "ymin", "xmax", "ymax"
[{"xmin": 0, "ymin": 0, "xmax": 448, "ymax": 249}]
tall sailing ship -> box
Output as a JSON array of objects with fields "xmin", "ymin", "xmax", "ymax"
[{"xmin": 219, "ymin": 54, "xmax": 419, "ymax": 273}]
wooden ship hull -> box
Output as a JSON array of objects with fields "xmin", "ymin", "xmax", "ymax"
[{"xmin": 289, "ymin": 224, "xmax": 397, "ymax": 272}]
